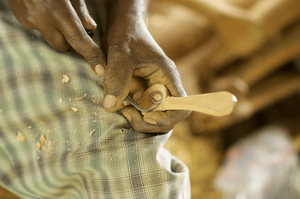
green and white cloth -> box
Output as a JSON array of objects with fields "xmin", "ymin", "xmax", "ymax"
[{"xmin": 0, "ymin": 1, "xmax": 190, "ymax": 198}]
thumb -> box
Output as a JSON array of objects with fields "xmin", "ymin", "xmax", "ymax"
[{"xmin": 103, "ymin": 59, "xmax": 134, "ymax": 112}]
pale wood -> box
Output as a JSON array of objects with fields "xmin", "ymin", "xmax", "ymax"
[
  {"xmin": 250, "ymin": 0, "xmax": 300, "ymax": 35},
  {"xmin": 194, "ymin": 70, "xmax": 300, "ymax": 134},
  {"xmin": 209, "ymin": 19, "xmax": 300, "ymax": 95},
  {"xmin": 164, "ymin": 0, "xmax": 264, "ymax": 56},
  {"xmin": 135, "ymin": 84, "xmax": 237, "ymax": 117},
  {"xmin": 157, "ymin": 91, "xmax": 237, "ymax": 117}
]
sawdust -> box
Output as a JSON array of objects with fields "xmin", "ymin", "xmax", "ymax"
[
  {"xmin": 92, "ymin": 100, "xmax": 99, "ymax": 104},
  {"xmin": 76, "ymin": 93, "xmax": 87, "ymax": 100},
  {"xmin": 16, "ymin": 132, "xmax": 26, "ymax": 142},
  {"xmin": 61, "ymin": 75, "xmax": 70, "ymax": 84},
  {"xmin": 89, "ymin": 129, "xmax": 96, "ymax": 136},
  {"xmin": 37, "ymin": 134, "xmax": 47, "ymax": 150},
  {"xmin": 46, "ymin": 147, "xmax": 53, "ymax": 155},
  {"xmin": 71, "ymin": 107, "xmax": 78, "ymax": 112}
]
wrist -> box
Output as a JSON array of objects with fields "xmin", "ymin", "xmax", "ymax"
[{"xmin": 107, "ymin": 0, "xmax": 148, "ymax": 25}]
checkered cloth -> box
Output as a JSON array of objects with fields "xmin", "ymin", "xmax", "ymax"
[{"xmin": 0, "ymin": 1, "xmax": 190, "ymax": 198}]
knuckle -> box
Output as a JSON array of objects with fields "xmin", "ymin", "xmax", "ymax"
[{"xmin": 85, "ymin": 48, "xmax": 101, "ymax": 63}]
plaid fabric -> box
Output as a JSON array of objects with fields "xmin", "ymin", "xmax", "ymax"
[{"xmin": 0, "ymin": 1, "xmax": 190, "ymax": 199}]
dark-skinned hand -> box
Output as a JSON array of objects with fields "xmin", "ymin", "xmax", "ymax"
[
  {"xmin": 99, "ymin": 15, "xmax": 191, "ymax": 133},
  {"xmin": 7, "ymin": 0, "xmax": 106, "ymax": 71}
]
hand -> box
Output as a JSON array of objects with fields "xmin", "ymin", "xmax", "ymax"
[
  {"xmin": 7, "ymin": 0, "xmax": 106, "ymax": 70},
  {"xmin": 100, "ymin": 16, "xmax": 191, "ymax": 133}
]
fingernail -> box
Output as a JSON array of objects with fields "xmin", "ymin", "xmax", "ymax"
[
  {"xmin": 122, "ymin": 111, "xmax": 132, "ymax": 122},
  {"xmin": 122, "ymin": 99, "xmax": 131, "ymax": 107},
  {"xmin": 95, "ymin": 64, "xmax": 105, "ymax": 77},
  {"xmin": 104, "ymin": 95, "xmax": 117, "ymax": 109},
  {"xmin": 86, "ymin": 14, "xmax": 97, "ymax": 28},
  {"xmin": 144, "ymin": 117, "xmax": 157, "ymax": 125}
]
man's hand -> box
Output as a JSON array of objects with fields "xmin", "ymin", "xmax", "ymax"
[
  {"xmin": 7, "ymin": 0, "xmax": 106, "ymax": 71},
  {"xmin": 100, "ymin": 14, "xmax": 191, "ymax": 133}
]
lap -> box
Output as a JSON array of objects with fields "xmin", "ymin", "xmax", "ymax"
[{"xmin": 0, "ymin": 2, "xmax": 190, "ymax": 198}]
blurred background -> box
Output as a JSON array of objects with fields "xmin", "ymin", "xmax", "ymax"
[
  {"xmin": 146, "ymin": 0, "xmax": 300, "ymax": 198},
  {"xmin": 2, "ymin": 0, "xmax": 300, "ymax": 198}
]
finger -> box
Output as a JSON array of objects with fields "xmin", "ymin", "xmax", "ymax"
[
  {"xmin": 134, "ymin": 59, "xmax": 187, "ymax": 98},
  {"xmin": 122, "ymin": 106, "xmax": 172, "ymax": 133},
  {"xmin": 39, "ymin": 27, "xmax": 70, "ymax": 51},
  {"xmin": 103, "ymin": 52, "xmax": 135, "ymax": 112},
  {"xmin": 142, "ymin": 110, "xmax": 191, "ymax": 127},
  {"xmin": 50, "ymin": 1, "xmax": 106, "ymax": 71},
  {"xmin": 70, "ymin": 0, "xmax": 97, "ymax": 30}
]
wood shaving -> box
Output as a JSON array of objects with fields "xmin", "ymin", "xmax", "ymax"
[
  {"xmin": 71, "ymin": 107, "xmax": 78, "ymax": 112},
  {"xmin": 52, "ymin": 156, "xmax": 57, "ymax": 161},
  {"xmin": 92, "ymin": 100, "xmax": 99, "ymax": 104},
  {"xmin": 59, "ymin": 98, "xmax": 63, "ymax": 102},
  {"xmin": 0, "ymin": 109, "xmax": 2, "ymax": 112},
  {"xmin": 89, "ymin": 129, "xmax": 96, "ymax": 136},
  {"xmin": 76, "ymin": 93, "xmax": 87, "ymax": 100},
  {"xmin": 17, "ymin": 132, "xmax": 26, "ymax": 142},
  {"xmin": 37, "ymin": 134, "xmax": 47, "ymax": 150},
  {"xmin": 147, "ymin": 178, "xmax": 151, "ymax": 181},
  {"xmin": 61, "ymin": 75, "xmax": 70, "ymax": 84},
  {"xmin": 46, "ymin": 147, "xmax": 53, "ymax": 155},
  {"xmin": 37, "ymin": 141, "xmax": 42, "ymax": 150}
]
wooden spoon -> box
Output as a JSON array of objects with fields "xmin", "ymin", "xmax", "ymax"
[{"xmin": 129, "ymin": 84, "xmax": 237, "ymax": 117}]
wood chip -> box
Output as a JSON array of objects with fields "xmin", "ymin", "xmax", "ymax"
[
  {"xmin": 98, "ymin": 82, "xmax": 103, "ymax": 85},
  {"xmin": 37, "ymin": 134, "xmax": 47, "ymax": 150},
  {"xmin": 16, "ymin": 132, "xmax": 26, "ymax": 142},
  {"xmin": 0, "ymin": 109, "xmax": 3, "ymax": 112},
  {"xmin": 74, "ymin": 87, "xmax": 78, "ymax": 90},
  {"xmin": 92, "ymin": 100, "xmax": 99, "ymax": 104},
  {"xmin": 71, "ymin": 107, "xmax": 78, "ymax": 112},
  {"xmin": 61, "ymin": 75, "xmax": 70, "ymax": 84},
  {"xmin": 59, "ymin": 98, "xmax": 63, "ymax": 102},
  {"xmin": 147, "ymin": 178, "xmax": 151, "ymax": 181},
  {"xmin": 28, "ymin": 126, "xmax": 32, "ymax": 129},
  {"xmin": 46, "ymin": 147, "xmax": 53, "ymax": 155},
  {"xmin": 89, "ymin": 129, "xmax": 96, "ymax": 136},
  {"xmin": 76, "ymin": 93, "xmax": 87, "ymax": 100},
  {"xmin": 36, "ymin": 141, "xmax": 42, "ymax": 150},
  {"xmin": 69, "ymin": 98, "xmax": 72, "ymax": 101}
]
